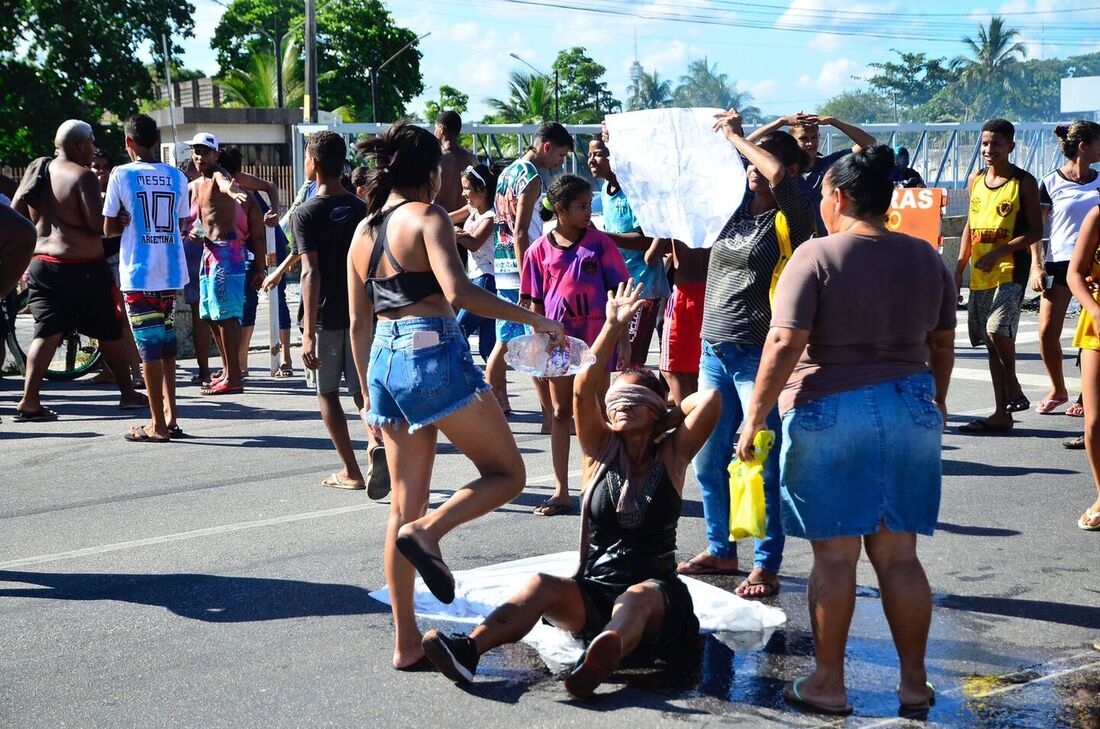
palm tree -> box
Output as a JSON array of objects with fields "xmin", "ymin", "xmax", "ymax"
[
  {"xmin": 949, "ymin": 16, "xmax": 1026, "ymax": 120},
  {"xmin": 627, "ymin": 71, "xmax": 673, "ymax": 111},
  {"xmin": 220, "ymin": 37, "xmax": 304, "ymax": 109},
  {"xmin": 486, "ymin": 72, "xmax": 554, "ymax": 123},
  {"xmin": 673, "ymin": 58, "xmax": 762, "ymax": 121}
]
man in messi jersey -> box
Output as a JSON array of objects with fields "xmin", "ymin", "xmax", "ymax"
[
  {"xmin": 104, "ymin": 114, "xmax": 191, "ymax": 442},
  {"xmin": 955, "ymin": 119, "xmax": 1042, "ymax": 433}
]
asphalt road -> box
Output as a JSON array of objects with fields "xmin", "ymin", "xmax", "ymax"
[{"xmin": 1, "ymin": 298, "xmax": 1098, "ymax": 728}]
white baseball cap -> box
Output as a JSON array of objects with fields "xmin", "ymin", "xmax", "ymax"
[{"xmin": 187, "ymin": 132, "xmax": 219, "ymax": 151}]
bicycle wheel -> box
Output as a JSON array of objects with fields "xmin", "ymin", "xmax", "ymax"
[{"xmin": 6, "ymin": 289, "xmax": 103, "ymax": 381}]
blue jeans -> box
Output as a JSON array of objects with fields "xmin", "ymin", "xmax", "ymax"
[
  {"xmin": 456, "ymin": 274, "xmax": 497, "ymax": 361},
  {"xmin": 691, "ymin": 340, "xmax": 784, "ymax": 571}
]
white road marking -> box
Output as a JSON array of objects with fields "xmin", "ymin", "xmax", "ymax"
[
  {"xmin": 0, "ymin": 470, "xmax": 581, "ymax": 569},
  {"xmin": 951, "ymin": 366, "xmax": 1081, "ymax": 391}
]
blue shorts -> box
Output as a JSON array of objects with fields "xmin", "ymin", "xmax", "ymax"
[
  {"xmin": 779, "ymin": 372, "xmax": 943, "ymax": 541},
  {"xmin": 366, "ymin": 317, "xmax": 491, "ymax": 433},
  {"xmin": 495, "ymin": 288, "xmax": 530, "ymax": 343},
  {"xmin": 198, "ymin": 240, "xmax": 246, "ymax": 322},
  {"xmin": 183, "ymin": 238, "xmax": 204, "ymax": 306}
]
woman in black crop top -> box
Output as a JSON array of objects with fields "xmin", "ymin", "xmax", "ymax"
[
  {"xmin": 420, "ymin": 282, "xmax": 722, "ymax": 698},
  {"xmin": 347, "ymin": 122, "xmax": 563, "ymax": 671}
]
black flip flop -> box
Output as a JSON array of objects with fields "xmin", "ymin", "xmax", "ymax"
[
  {"xmin": 366, "ymin": 443, "xmax": 391, "ymax": 501},
  {"xmin": 1005, "ymin": 395, "xmax": 1030, "ymax": 413},
  {"xmin": 167, "ymin": 425, "xmax": 188, "ymax": 439},
  {"xmin": 13, "ymin": 407, "xmax": 58, "ymax": 423},
  {"xmin": 957, "ymin": 419, "xmax": 1012, "ymax": 434},
  {"xmin": 898, "ymin": 681, "xmax": 936, "ymax": 720},
  {"xmin": 533, "ymin": 499, "xmax": 574, "ymax": 517},
  {"xmin": 395, "ymin": 532, "xmax": 455, "ymax": 604}
]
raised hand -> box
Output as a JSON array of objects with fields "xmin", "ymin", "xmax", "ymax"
[
  {"xmin": 713, "ymin": 109, "xmax": 745, "ymax": 140},
  {"xmin": 605, "ymin": 279, "xmax": 645, "ymax": 327}
]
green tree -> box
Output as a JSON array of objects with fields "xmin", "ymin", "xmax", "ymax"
[
  {"xmin": 314, "ymin": 0, "xmax": 423, "ymax": 121},
  {"xmin": 425, "ymin": 85, "xmax": 470, "ymax": 124},
  {"xmin": 550, "ymin": 47, "xmax": 620, "ymax": 123},
  {"xmin": 219, "ymin": 38, "xmax": 304, "ymax": 108},
  {"xmin": 949, "ymin": 16, "xmax": 1027, "ymax": 121},
  {"xmin": 672, "ymin": 58, "xmax": 762, "ymax": 121},
  {"xmin": 866, "ymin": 51, "xmax": 951, "ymax": 118},
  {"xmin": 818, "ymin": 90, "xmax": 895, "ymax": 124},
  {"xmin": 486, "ymin": 72, "xmax": 554, "ymax": 123},
  {"xmin": 627, "ymin": 70, "xmax": 673, "ymax": 111},
  {"xmin": 210, "ymin": 0, "xmax": 298, "ymax": 74},
  {"xmin": 0, "ymin": 0, "xmax": 194, "ymax": 164}
]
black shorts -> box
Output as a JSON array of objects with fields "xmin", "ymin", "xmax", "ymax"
[
  {"xmin": 572, "ymin": 574, "xmax": 700, "ymax": 657},
  {"xmin": 25, "ymin": 256, "xmax": 122, "ymax": 341},
  {"xmin": 1044, "ymin": 260, "xmax": 1070, "ymax": 289}
]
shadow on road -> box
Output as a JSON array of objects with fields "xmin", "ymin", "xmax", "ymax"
[
  {"xmin": 0, "ymin": 570, "xmax": 388, "ymax": 622},
  {"xmin": 942, "ymin": 460, "xmax": 1075, "ymax": 477},
  {"xmin": 935, "ymin": 521, "xmax": 1022, "ymax": 537}
]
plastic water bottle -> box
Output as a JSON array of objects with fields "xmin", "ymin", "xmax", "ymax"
[{"xmin": 505, "ymin": 334, "xmax": 596, "ymax": 378}]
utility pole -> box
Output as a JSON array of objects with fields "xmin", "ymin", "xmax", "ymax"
[
  {"xmin": 274, "ymin": 16, "xmax": 284, "ymax": 109},
  {"xmin": 160, "ymin": 34, "xmax": 180, "ymax": 156},
  {"xmin": 304, "ymin": 0, "xmax": 318, "ymax": 123}
]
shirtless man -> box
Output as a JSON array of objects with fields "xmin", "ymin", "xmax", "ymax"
[
  {"xmin": 434, "ymin": 111, "xmax": 478, "ymax": 267},
  {"xmin": 12, "ymin": 119, "xmax": 145, "ymax": 421},
  {"xmin": 186, "ymin": 133, "xmax": 259, "ymax": 395}
]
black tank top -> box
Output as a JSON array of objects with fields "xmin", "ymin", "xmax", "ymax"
[
  {"xmin": 366, "ymin": 200, "xmax": 444, "ymax": 313},
  {"xmin": 583, "ymin": 454, "xmax": 680, "ymax": 587}
]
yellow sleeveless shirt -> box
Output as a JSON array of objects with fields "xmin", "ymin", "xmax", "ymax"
[
  {"xmin": 967, "ymin": 172, "xmax": 1021, "ymax": 291},
  {"xmin": 1073, "ymin": 252, "xmax": 1100, "ymax": 351}
]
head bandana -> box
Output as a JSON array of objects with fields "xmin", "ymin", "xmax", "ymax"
[{"xmin": 604, "ymin": 382, "xmax": 666, "ymax": 421}]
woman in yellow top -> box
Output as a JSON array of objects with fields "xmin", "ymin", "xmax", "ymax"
[{"xmin": 1067, "ymin": 204, "xmax": 1100, "ymax": 531}]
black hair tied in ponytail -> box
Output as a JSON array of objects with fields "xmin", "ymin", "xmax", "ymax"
[
  {"xmin": 354, "ymin": 120, "xmax": 443, "ymax": 223},
  {"xmin": 825, "ymin": 144, "xmax": 895, "ymax": 218}
]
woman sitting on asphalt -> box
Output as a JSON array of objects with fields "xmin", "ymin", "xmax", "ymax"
[
  {"xmin": 420, "ymin": 281, "xmax": 721, "ymax": 699},
  {"xmin": 347, "ymin": 121, "xmax": 563, "ymax": 670},
  {"xmin": 736, "ymin": 146, "xmax": 955, "ymax": 718}
]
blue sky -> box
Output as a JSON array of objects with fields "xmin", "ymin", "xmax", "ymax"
[{"xmin": 178, "ymin": 0, "xmax": 1100, "ymax": 121}]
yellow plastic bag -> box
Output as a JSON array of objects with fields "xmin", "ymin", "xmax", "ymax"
[{"xmin": 728, "ymin": 430, "xmax": 775, "ymax": 541}]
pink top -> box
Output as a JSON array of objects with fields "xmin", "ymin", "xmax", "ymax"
[{"xmin": 520, "ymin": 227, "xmax": 630, "ymax": 345}]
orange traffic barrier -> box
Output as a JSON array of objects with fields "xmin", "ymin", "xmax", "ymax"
[{"xmin": 885, "ymin": 187, "xmax": 947, "ymax": 248}]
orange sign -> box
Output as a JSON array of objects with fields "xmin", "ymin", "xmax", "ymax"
[{"xmin": 885, "ymin": 188, "xmax": 947, "ymax": 248}]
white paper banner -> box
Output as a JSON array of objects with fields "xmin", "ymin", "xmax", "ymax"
[
  {"xmin": 369, "ymin": 551, "xmax": 786, "ymax": 670},
  {"xmin": 604, "ymin": 108, "xmax": 746, "ymax": 249}
]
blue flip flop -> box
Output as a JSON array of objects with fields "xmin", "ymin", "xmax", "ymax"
[{"xmin": 783, "ymin": 677, "xmax": 854, "ymax": 716}]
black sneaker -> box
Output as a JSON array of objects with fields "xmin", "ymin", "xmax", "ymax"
[{"xmin": 422, "ymin": 630, "xmax": 479, "ymax": 685}]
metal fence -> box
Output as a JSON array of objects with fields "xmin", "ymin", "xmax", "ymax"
[{"xmin": 292, "ymin": 121, "xmax": 1069, "ymax": 217}]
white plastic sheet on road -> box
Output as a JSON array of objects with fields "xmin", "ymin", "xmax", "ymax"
[
  {"xmin": 369, "ymin": 551, "xmax": 786, "ymax": 669},
  {"xmin": 604, "ymin": 108, "xmax": 747, "ymax": 249}
]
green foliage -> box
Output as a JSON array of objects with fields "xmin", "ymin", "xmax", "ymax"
[
  {"xmin": 425, "ymin": 85, "xmax": 470, "ymax": 124},
  {"xmin": 671, "ymin": 58, "xmax": 762, "ymax": 122},
  {"xmin": 551, "ymin": 47, "xmax": 620, "ymax": 123},
  {"xmin": 219, "ymin": 36, "xmax": 304, "ymax": 108},
  {"xmin": 212, "ymin": 0, "xmax": 423, "ymax": 120},
  {"xmin": 818, "ymin": 91, "xmax": 896, "ymax": 124},
  {"xmin": 486, "ymin": 72, "xmax": 554, "ymax": 123},
  {"xmin": 314, "ymin": 0, "xmax": 423, "ymax": 121},
  {"xmin": 627, "ymin": 70, "xmax": 673, "ymax": 111},
  {"xmin": 1, "ymin": 0, "xmax": 194, "ymax": 164},
  {"xmin": 949, "ymin": 16, "xmax": 1026, "ymax": 121},
  {"xmin": 867, "ymin": 51, "xmax": 951, "ymax": 117},
  {"xmin": 210, "ymin": 0, "xmax": 298, "ymax": 73}
]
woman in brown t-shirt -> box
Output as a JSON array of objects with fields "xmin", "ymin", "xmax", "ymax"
[{"xmin": 734, "ymin": 146, "xmax": 956, "ymax": 719}]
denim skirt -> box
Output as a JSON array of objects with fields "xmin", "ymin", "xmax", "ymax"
[
  {"xmin": 366, "ymin": 317, "xmax": 491, "ymax": 432},
  {"xmin": 779, "ymin": 372, "xmax": 942, "ymax": 541}
]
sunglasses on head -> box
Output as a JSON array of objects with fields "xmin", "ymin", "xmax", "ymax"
[{"xmin": 463, "ymin": 165, "xmax": 486, "ymax": 188}]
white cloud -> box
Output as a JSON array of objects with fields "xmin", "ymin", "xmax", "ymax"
[
  {"xmin": 748, "ymin": 79, "xmax": 778, "ymax": 98},
  {"xmin": 639, "ymin": 41, "xmax": 690, "ymax": 76},
  {"xmin": 448, "ymin": 22, "xmax": 480, "ymax": 45},
  {"xmin": 797, "ymin": 58, "xmax": 864, "ymax": 95},
  {"xmin": 808, "ymin": 32, "xmax": 842, "ymax": 53}
]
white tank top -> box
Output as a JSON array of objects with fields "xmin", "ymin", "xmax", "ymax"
[{"xmin": 1041, "ymin": 168, "xmax": 1100, "ymax": 262}]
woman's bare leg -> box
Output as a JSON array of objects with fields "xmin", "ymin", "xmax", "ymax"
[
  {"xmin": 864, "ymin": 526, "xmax": 934, "ymax": 708},
  {"xmin": 380, "ymin": 422, "xmax": 439, "ymax": 669},
  {"xmin": 1079, "ymin": 350, "xmax": 1100, "ymax": 524},
  {"xmin": 1038, "ymin": 287, "xmax": 1072, "ymax": 402},
  {"xmin": 470, "ymin": 574, "xmax": 587, "ymax": 653},
  {"xmin": 792, "ymin": 535, "xmax": 862, "ymax": 710},
  {"xmin": 397, "ymin": 393, "xmax": 526, "ymax": 567},
  {"xmin": 537, "ymin": 375, "xmax": 574, "ymax": 512}
]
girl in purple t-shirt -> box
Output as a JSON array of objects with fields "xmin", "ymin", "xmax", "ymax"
[{"xmin": 521, "ymin": 175, "xmax": 630, "ymax": 516}]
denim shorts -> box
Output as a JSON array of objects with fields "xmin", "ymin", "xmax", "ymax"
[
  {"xmin": 779, "ymin": 372, "xmax": 943, "ymax": 541},
  {"xmin": 366, "ymin": 317, "xmax": 491, "ymax": 433}
]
